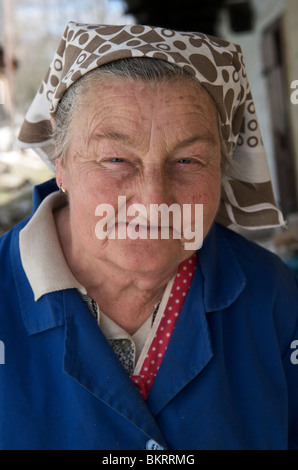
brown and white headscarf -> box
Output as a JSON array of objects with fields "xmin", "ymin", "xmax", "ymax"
[{"xmin": 17, "ymin": 22, "xmax": 285, "ymax": 230}]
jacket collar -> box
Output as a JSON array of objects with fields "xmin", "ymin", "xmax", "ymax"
[
  {"xmin": 11, "ymin": 222, "xmax": 65, "ymax": 336},
  {"xmin": 199, "ymin": 223, "xmax": 247, "ymax": 312},
  {"xmin": 19, "ymin": 180, "xmax": 86, "ymax": 302}
]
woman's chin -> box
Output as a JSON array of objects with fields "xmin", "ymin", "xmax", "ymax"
[{"xmin": 102, "ymin": 238, "xmax": 185, "ymax": 275}]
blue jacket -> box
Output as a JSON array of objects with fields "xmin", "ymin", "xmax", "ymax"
[{"xmin": 0, "ymin": 179, "xmax": 298, "ymax": 450}]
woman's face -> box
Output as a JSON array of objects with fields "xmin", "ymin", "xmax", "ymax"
[{"xmin": 56, "ymin": 76, "xmax": 221, "ymax": 276}]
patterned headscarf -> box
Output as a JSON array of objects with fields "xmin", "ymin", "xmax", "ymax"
[{"xmin": 17, "ymin": 22, "xmax": 285, "ymax": 230}]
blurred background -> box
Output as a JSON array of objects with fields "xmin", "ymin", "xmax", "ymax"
[{"xmin": 0, "ymin": 0, "xmax": 298, "ymax": 273}]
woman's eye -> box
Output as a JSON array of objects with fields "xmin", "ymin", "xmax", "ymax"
[
  {"xmin": 172, "ymin": 158, "xmax": 205, "ymax": 173},
  {"xmin": 98, "ymin": 158, "xmax": 137, "ymax": 174},
  {"xmin": 108, "ymin": 158, "xmax": 124, "ymax": 163}
]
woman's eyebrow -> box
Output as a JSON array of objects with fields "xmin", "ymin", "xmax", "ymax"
[
  {"xmin": 88, "ymin": 130, "xmax": 219, "ymax": 152},
  {"xmin": 176, "ymin": 133, "xmax": 219, "ymax": 150},
  {"xmin": 90, "ymin": 130, "xmax": 133, "ymax": 146}
]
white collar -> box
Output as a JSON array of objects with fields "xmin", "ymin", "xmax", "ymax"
[{"xmin": 19, "ymin": 191, "xmax": 86, "ymax": 301}]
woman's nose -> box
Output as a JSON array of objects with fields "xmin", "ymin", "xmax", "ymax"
[{"xmin": 137, "ymin": 167, "xmax": 172, "ymax": 207}]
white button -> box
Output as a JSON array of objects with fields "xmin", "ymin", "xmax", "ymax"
[{"xmin": 145, "ymin": 439, "xmax": 165, "ymax": 450}]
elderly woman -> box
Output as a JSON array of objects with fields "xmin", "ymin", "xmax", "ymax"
[{"xmin": 0, "ymin": 23, "xmax": 297, "ymax": 450}]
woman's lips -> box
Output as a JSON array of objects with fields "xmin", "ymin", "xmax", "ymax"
[{"xmin": 114, "ymin": 221, "xmax": 179, "ymax": 238}]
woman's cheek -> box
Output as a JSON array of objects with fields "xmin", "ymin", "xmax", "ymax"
[{"xmin": 191, "ymin": 175, "xmax": 221, "ymax": 205}]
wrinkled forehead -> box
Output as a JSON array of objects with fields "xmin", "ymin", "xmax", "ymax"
[{"xmin": 70, "ymin": 76, "xmax": 220, "ymax": 151}]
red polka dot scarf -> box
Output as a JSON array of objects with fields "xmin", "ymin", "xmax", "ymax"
[{"xmin": 131, "ymin": 254, "xmax": 197, "ymax": 400}]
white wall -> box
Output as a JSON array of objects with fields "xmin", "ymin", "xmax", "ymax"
[
  {"xmin": 283, "ymin": 0, "xmax": 298, "ymax": 188},
  {"xmin": 217, "ymin": 0, "xmax": 286, "ymax": 204}
]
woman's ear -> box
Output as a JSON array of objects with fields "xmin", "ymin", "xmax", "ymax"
[
  {"xmin": 51, "ymin": 116, "xmax": 68, "ymax": 194},
  {"xmin": 50, "ymin": 116, "xmax": 55, "ymax": 131},
  {"xmin": 55, "ymin": 157, "xmax": 64, "ymax": 191}
]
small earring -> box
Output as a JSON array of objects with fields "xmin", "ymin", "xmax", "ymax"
[{"xmin": 59, "ymin": 182, "xmax": 67, "ymax": 194}]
